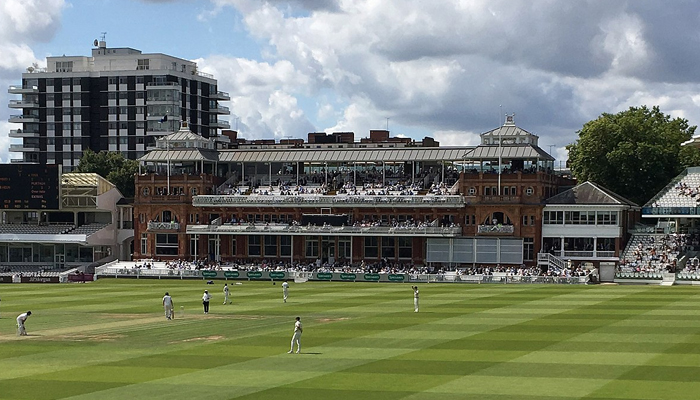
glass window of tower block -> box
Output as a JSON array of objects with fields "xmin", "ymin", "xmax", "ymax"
[{"xmin": 137, "ymin": 59, "xmax": 150, "ymax": 70}]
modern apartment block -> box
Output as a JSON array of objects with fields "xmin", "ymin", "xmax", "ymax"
[{"xmin": 7, "ymin": 40, "xmax": 230, "ymax": 170}]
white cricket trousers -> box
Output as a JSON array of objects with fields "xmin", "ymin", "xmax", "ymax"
[{"xmin": 290, "ymin": 331, "xmax": 302, "ymax": 353}]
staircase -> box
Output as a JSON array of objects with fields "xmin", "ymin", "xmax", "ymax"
[
  {"xmin": 660, "ymin": 272, "xmax": 676, "ymax": 286},
  {"xmin": 537, "ymin": 252, "xmax": 567, "ymax": 270}
]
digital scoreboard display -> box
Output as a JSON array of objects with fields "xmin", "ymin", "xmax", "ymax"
[{"xmin": 0, "ymin": 165, "xmax": 59, "ymax": 209}]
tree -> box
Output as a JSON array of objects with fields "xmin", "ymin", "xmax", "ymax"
[
  {"xmin": 75, "ymin": 150, "xmax": 138, "ymax": 198},
  {"xmin": 566, "ymin": 106, "xmax": 700, "ymax": 206}
]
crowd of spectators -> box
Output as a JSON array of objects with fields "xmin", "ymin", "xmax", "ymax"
[
  {"xmin": 619, "ymin": 233, "xmax": 687, "ymax": 273},
  {"xmin": 217, "ymin": 164, "xmax": 460, "ymax": 196},
  {"xmin": 675, "ymin": 182, "xmax": 700, "ymax": 200},
  {"xmin": 123, "ymin": 257, "xmax": 590, "ymax": 279}
]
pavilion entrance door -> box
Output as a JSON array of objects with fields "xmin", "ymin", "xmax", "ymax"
[{"xmin": 321, "ymin": 236, "xmax": 335, "ymax": 265}]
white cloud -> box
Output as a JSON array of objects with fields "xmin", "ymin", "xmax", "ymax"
[
  {"xmin": 195, "ymin": 55, "xmax": 316, "ymax": 139},
  {"xmin": 0, "ymin": 0, "xmax": 66, "ymax": 163},
  {"xmin": 0, "ymin": 0, "xmax": 66, "ymax": 43},
  {"xmin": 432, "ymin": 130, "xmax": 481, "ymax": 147},
  {"xmin": 0, "ymin": 121, "xmax": 20, "ymax": 163},
  {"xmin": 203, "ymin": 0, "xmax": 700, "ymax": 149}
]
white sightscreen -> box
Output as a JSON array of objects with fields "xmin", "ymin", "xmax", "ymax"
[{"xmin": 426, "ymin": 237, "xmax": 523, "ymax": 264}]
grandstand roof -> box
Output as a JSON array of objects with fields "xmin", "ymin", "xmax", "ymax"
[
  {"xmin": 481, "ymin": 124, "xmax": 538, "ymax": 139},
  {"xmin": 463, "ymin": 144, "xmax": 553, "ymax": 161},
  {"xmin": 139, "ymin": 148, "xmax": 219, "ymax": 163},
  {"xmin": 545, "ymin": 181, "xmax": 639, "ymax": 206},
  {"xmin": 139, "ymin": 147, "xmax": 474, "ymax": 163},
  {"xmin": 61, "ymin": 173, "xmax": 115, "ymax": 195}
]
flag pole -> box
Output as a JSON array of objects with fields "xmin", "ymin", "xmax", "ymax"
[{"xmin": 498, "ymin": 106, "xmax": 502, "ymax": 197}]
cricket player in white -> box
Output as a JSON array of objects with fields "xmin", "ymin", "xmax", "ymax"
[
  {"xmin": 17, "ymin": 311, "xmax": 31, "ymax": 336},
  {"xmin": 223, "ymin": 284, "xmax": 231, "ymax": 304},
  {"xmin": 288, "ymin": 316, "xmax": 302, "ymax": 353},
  {"xmin": 162, "ymin": 292, "xmax": 174, "ymax": 320},
  {"xmin": 282, "ymin": 280, "xmax": 289, "ymax": 303},
  {"xmin": 202, "ymin": 290, "xmax": 211, "ymax": 314},
  {"xmin": 412, "ymin": 286, "xmax": 419, "ymax": 312}
]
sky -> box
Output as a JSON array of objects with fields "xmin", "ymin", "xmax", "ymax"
[{"xmin": 2, "ymin": 0, "xmax": 700, "ymax": 165}]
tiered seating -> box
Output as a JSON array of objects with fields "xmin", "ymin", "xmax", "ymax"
[
  {"xmin": 618, "ymin": 233, "xmax": 686, "ymax": 275},
  {"xmin": 0, "ymin": 265, "xmax": 63, "ymax": 276},
  {"xmin": 650, "ymin": 173, "xmax": 700, "ymax": 207},
  {"xmin": 0, "ymin": 224, "xmax": 73, "ymax": 235},
  {"xmin": 69, "ymin": 223, "xmax": 109, "ymax": 235}
]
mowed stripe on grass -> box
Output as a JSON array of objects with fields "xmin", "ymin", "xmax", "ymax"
[{"xmin": 0, "ymin": 280, "xmax": 700, "ymax": 399}]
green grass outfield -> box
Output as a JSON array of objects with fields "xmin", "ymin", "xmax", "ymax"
[{"xmin": 2, "ymin": 280, "xmax": 700, "ymax": 400}]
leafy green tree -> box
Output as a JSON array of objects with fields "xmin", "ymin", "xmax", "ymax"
[
  {"xmin": 75, "ymin": 150, "xmax": 138, "ymax": 198},
  {"xmin": 567, "ymin": 106, "xmax": 698, "ymax": 206}
]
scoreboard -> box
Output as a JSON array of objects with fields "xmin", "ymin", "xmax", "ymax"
[{"xmin": 0, "ymin": 165, "xmax": 60, "ymax": 209}]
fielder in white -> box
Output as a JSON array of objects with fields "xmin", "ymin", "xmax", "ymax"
[
  {"xmin": 282, "ymin": 280, "xmax": 289, "ymax": 303},
  {"xmin": 202, "ymin": 290, "xmax": 211, "ymax": 314},
  {"xmin": 288, "ymin": 316, "xmax": 302, "ymax": 353},
  {"xmin": 223, "ymin": 284, "xmax": 231, "ymax": 304},
  {"xmin": 162, "ymin": 292, "xmax": 174, "ymax": 320},
  {"xmin": 17, "ymin": 311, "xmax": 31, "ymax": 336},
  {"xmin": 412, "ymin": 286, "xmax": 419, "ymax": 312}
]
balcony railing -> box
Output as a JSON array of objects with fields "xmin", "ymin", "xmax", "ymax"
[
  {"xmin": 9, "ymin": 143, "xmax": 39, "ymax": 152},
  {"xmin": 147, "ymin": 195, "xmax": 188, "ymax": 203},
  {"xmin": 193, "ymin": 194, "xmax": 465, "ymax": 208},
  {"xmin": 211, "ymin": 104, "xmax": 230, "ymax": 114},
  {"xmin": 210, "ymin": 120, "xmax": 230, "ymax": 129},
  {"xmin": 9, "ymin": 129, "xmax": 39, "ymax": 138},
  {"xmin": 9, "ymin": 100, "xmax": 39, "ymax": 108},
  {"xmin": 9, "ymin": 115, "xmax": 39, "ymax": 123},
  {"xmin": 8, "ymin": 85, "xmax": 39, "ymax": 94},
  {"xmin": 477, "ymin": 224, "xmax": 515, "ymax": 235},
  {"xmin": 543, "ymin": 250, "xmax": 618, "ymax": 259},
  {"xmin": 212, "ymin": 90, "xmax": 230, "ymax": 100},
  {"xmin": 147, "ymin": 221, "xmax": 180, "ymax": 231},
  {"xmin": 186, "ymin": 223, "xmax": 462, "ymax": 236},
  {"xmin": 146, "ymin": 82, "xmax": 180, "ymax": 88}
]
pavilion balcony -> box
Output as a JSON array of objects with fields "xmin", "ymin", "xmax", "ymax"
[
  {"xmin": 186, "ymin": 223, "xmax": 462, "ymax": 237},
  {"xmin": 147, "ymin": 195, "xmax": 189, "ymax": 203},
  {"xmin": 468, "ymin": 195, "xmax": 522, "ymax": 204},
  {"xmin": 192, "ymin": 194, "xmax": 465, "ymax": 208},
  {"xmin": 147, "ymin": 221, "xmax": 180, "ymax": 231},
  {"xmin": 477, "ymin": 224, "xmax": 515, "ymax": 235}
]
